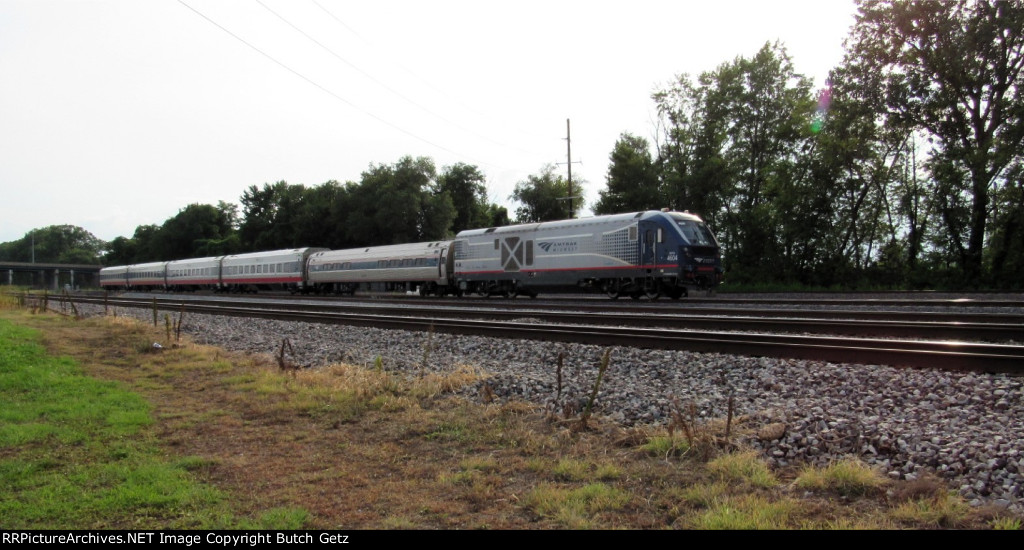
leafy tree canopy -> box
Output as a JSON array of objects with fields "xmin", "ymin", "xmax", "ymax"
[
  {"xmin": 511, "ymin": 164, "xmax": 585, "ymax": 223},
  {"xmin": 0, "ymin": 225, "xmax": 105, "ymax": 264}
]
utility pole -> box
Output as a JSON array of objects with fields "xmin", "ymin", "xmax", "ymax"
[
  {"xmin": 559, "ymin": 118, "xmax": 582, "ymax": 219},
  {"xmin": 566, "ymin": 119, "xmax": 573, "ymax": 218}
]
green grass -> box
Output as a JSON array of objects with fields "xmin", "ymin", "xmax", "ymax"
[
  {"xmin": 707, "ymin": 451, "xmax": 778, "ymax": 489},
  {"xmin": 687, "ymin": 494, "xmax": 800, "ymax": 529},
  {"xmin": 524, "ymin": 482, "xmax": 631, "ymax": 528},
  {"xmin": 794, "ymin": 458, "xmax": 888, "ymax": 497},
  {"xmin": 641, "ymin": 434, "xmax": 691, "ymax": 458},
  {"xmin": 2, "ymin": 308, "xmax": 1010, "ymax": 530},
  {"xmin": 0, "ymin": 317, "xmax": 273, "ymax": 529}
]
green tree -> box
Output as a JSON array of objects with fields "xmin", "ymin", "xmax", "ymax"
[
  {"xmin": 988, "ymin": 163, "xmax": 1024, "ymax": 286},
  {"xmin": 594, "ymin": 133, "xmax": 661, "ymax": 214},
  {"xmin": 154, "ymin": 203, "xmax": 237, "ymax": 260},
  {"xmin": 0, "ymin": 225, "xmax": 105, "ymax": 264},
  {"xmin": 846, "ymin": 0, "xmax": 1024, "ymax": 285},
  {"xmin": 437, "ymin": 163, "xmax": 491, "ymax": 233},
  {"xmin": 239, "ymin": 181, "xmax": 305, "ymax": 251},
  {"xmin": 128, "ymin": 225, "xmax": 162, "ymax": 263},
  {"xmin": 511, "ymin": 164, "xmax": 583, "ymax": 223},
  {"xmin": 484, "ymin": 203, "xmax": 511, "ymax": 228},
  {"xmin": 293, "ymin": 181, "xmax": 344, "ymax": 248},
  {"xmin": 653, "ymin": 42, "xmax": 817, "ymax": 283},
  {"xmin": 101, "ymin": 236, "xmax": 137, "ymax": 266},
  {"xmin": 653, "ymin": 71, "xmax": 732, "ymax": 229},
  {"xmin": 342, "ymin": 156, "xmax": 455, "ymax": 246}
]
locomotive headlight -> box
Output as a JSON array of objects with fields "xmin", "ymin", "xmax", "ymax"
[{"xmin": 682, "ymin": 246, "xmax": 692, "ymax": 258}]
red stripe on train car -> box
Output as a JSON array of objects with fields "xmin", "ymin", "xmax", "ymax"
[
  {"xmin": 222, "ymin": 276, "xmax": 302, "ymax": 284},
  {"xmin": 457, "ymin": 264, "xmax": 680, "ymax": 276}
]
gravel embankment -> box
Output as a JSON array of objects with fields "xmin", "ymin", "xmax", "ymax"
[{"xmin": 80, "ymin": 302, "xmax": 1024, "ymax": 514}]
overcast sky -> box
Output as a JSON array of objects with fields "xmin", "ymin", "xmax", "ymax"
[{"xmin": 0, "ymin": 0, "xmax": 858, "ymax": 244}]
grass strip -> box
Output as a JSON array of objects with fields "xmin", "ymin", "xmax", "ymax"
[{"xmin": 0, "ymin": 317, "xmax": 261, "ymax": 529}]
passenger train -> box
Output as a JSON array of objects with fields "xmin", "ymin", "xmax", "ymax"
[{"xmin": 99, "ymin": 210, "xmax": 723, "ymax": 300}]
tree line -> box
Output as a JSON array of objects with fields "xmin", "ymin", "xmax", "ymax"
[
  {"xmin": 2, "ymin": 1, "xmax": 1021, "ymax": 289},
  {"xmin": 98, "ymin": 158, "xmax": 511, "ymax": 266},
  {"xmin": 598, "ymin": 0, "xmax": 1023, "ymax": 288}
]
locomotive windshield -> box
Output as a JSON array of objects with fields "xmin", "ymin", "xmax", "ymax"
[{"xmin": 676, "ymin": 219, "xmax": 717, "ymax": 246}]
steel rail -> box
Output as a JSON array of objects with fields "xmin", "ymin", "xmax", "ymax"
[
  {"xmin": 51, "ymin": 295, "xmax": 1024, "ymax": 374},
  {"xmin": 78, "ymin": 294, "xmax": 1024, "ymax": 341},
  {"xmin": 182, "ymin": 292, "xmax": 1024, "ymax": 323},
  {"xmin": 74, "ymin": 288, "xmax": 1024, "ymax": 309}
]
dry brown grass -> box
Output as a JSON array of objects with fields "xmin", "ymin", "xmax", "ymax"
[{"xmin": 4, "ymin": 308, "xmax": 1018, "ymax": 530}]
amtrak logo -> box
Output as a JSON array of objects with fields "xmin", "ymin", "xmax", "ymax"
[{"xmin": 537, "ymin": 240, "xmax": 578, "ymax": 253}]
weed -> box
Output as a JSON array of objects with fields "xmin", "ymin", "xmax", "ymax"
[
  {"xmin": 991, "ymin": 516, "xmax": 1022, "ymax": 530},
  {"xmin": 641, "ymin": 434, "xmax": 691, "ymax": 459},
  {"xmin": 276, "ymin": 338, "xmax": 301, "ymax": 377},
  {"xmin": 578, "ymin": 348, "xmax": 612, "ymax": 431},
  {"xmin": 891, "ymin": 490, "xmax": 972, "ymax": 528},
  {"xmin": 459, "ymin": 457, "xmax": 499, "ymax": 473},
  {"xmin": 686, "ymin": 493, "xmax": 800, "ymax": 529},
  {"xmin": 707, "ymin": 451, "xmax": 778, "ymax": 489},
  {"xmin": 420, "ymin": 323, "xmax": 434, "ymax": 376},
  {"xmin": 676, "ymin": 482, "xmax": 730, "ymax": 510},
  {"xmin": 244, "ymin": 507, "xmax": 310, "ymax": 530},
  {"xmin": 794, "ymin": 458, "xmax": 887, "ymax": 497},
  {"xmin": 524, "ymin": 482, "xmax": 630, "ymax": 528},
  {"xmin": 552, "ymin": 459, "xmax": 590, "ymax": 481},
  {"xmin": 667, "ymin": 396, "xmax": 735, "ymax": 461}
]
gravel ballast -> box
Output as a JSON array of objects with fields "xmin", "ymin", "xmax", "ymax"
[{"xmin": 86, "ymin": 303, "xmax": 1024, "ymax": 514}]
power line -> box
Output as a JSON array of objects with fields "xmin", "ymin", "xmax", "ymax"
[
  {"xmin": 257, "ymin": 0, "xmax": 534, "ymax": 156},
  {"xmin": 256, "ymin": 2, "xmax": 439, "ymax": 125},
  {"xmin": 309, "ymin": 0, "xmax": 556, "ymax": 147},
  {"xmin": 177, "ymin": 0, "xmax": 480, "ymax": 163}
]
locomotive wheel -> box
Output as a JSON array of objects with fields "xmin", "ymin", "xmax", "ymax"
[
  {"xmin": 605, "ymin": 280, "xmax": 624, "ymax": 300},
  {"xmin": 641, "ymin": 279, "xmax": 660, "ymax": 300}
]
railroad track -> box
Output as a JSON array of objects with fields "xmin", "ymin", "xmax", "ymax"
[
  {"xmin": 67, "ymin": 288, "xmax": 1024, "ymax": 309},
  {"xmin": 41, "ymin": 293, "xmax": 1024, "ymax": 375},
  {"xmin": 95, "ymin": 294, "xmax": 1024, "ymax": 341}
]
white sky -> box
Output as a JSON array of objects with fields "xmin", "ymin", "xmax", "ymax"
[{"xmin": 0, "ymin": 0, "xmax": 858, "ymax": 244}]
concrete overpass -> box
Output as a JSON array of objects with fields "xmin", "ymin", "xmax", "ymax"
[{"xmin": 0, "ymin": 261, "xmax": 101, "ymax": 290}]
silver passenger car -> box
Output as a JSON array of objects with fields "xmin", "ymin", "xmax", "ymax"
[
  {"xmin": 307, "ymin": 241, "xmax": 454, "ymax": 296},
  {"xmin": 221, "ymin": 248, "xmax": 326, "ymax": 293}
]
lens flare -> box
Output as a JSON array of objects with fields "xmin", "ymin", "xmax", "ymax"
[{"xmin": 810, "ymin": 82, "xmax": 832, "ymax": 134}]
